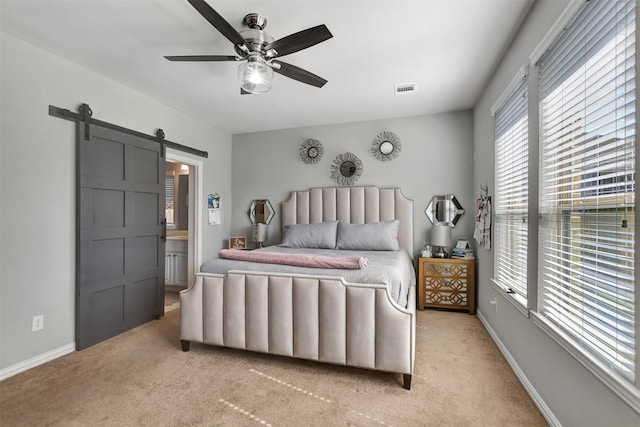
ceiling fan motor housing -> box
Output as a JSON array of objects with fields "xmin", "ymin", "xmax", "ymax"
[
  {"xmin": 243, "ymin": 13, "xmax": 267, "ymax": 30},
  {"xmin": 236, "ymin": 28, "xmax": 275, "ymax": 56}
]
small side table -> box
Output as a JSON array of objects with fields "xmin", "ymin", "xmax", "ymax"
[{"xmin": 417, "ymin": 257, "xmax": 475, "ymax": 314}]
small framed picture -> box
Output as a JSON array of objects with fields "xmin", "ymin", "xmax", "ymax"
[
  {"xmin": 208, "ymin": 193, "xmax": 221, "ymax": 209},
  {"xmin": 229, "ymin": 236, "xmax": 246, "ymax": 250},
  {"xmin": 455, "ymin": 239, "xmax": 470, "ymax": 249}
]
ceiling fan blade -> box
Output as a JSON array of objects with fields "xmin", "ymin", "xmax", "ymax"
[
  {"xmin": 272, "ymin": 60, "xmax": 327, "ymax": 88},
  {"xmin": 265, "ymin": 24, "xmax": 333, "ymax": 58},
  {"xmin": 164, "ymin": 55, "xmax": 238, "ymax": 61},
  {"xmin": 187, "ymin": 0, "xmax": 251, "ymax": 53}
]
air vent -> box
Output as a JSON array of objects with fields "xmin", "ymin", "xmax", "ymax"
[{"xmin": 394, "ymin": 83, "xmax": 417, "ymax": 95}]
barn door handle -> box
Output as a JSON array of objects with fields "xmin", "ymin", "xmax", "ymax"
[{"xmin": 161, "ymin": 219, "xmax": 167, "ymax": 242}]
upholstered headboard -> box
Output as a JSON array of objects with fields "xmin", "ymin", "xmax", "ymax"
[{"xmin": 281, "ymin": 186, "xmax": 413, "ymax": 254}]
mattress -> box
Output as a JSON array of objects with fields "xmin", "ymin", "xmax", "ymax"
[{"xmin": 199, "ymin": 246, "xmax": 416, "ymax": 307}]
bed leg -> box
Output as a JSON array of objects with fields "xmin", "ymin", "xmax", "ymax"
[
  {"xmin": 403, "ymin": 374, "xmax": 412, "ymax": 390},
  {"xmin": 181, "ymin": 340, "xmax": 190, "ymax": 352}
]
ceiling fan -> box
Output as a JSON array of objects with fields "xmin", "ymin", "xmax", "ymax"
[{"xmin": 165, "ymin": 0, "xmax": 333, "ymax": 94}]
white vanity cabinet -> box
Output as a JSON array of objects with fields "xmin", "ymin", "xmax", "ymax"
[{"xmin": 165, "ymin": 238, "xmax": 188, "ymax": 288}]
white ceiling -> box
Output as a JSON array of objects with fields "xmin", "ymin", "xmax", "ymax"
[{"xmin": 1, "ymin": 0, "xmax": 532, "ymax": 134}]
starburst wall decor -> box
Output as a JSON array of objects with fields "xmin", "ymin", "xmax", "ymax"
[
  {"xmin": 330, "ymin": 152, "xmax": 363, "ymax": 186},
  {"xmin": 299, "ymin": 139, "xmax": 324, "ymax": 164},
  {"xmin": 371, "ymin": 131, "xmax": 402, "ymax": 161}
]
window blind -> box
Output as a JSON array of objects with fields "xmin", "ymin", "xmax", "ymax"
[
  {"xmin": 538, "ymin": 0, "xmax": 636, "ymax": 381},
  {"xmin": 494, "ymin": 77, "xmax": 529, "ymax": 299},
  {"xmin": 165, "ymin": 172, "xmax": 175, "ymax": 225}
]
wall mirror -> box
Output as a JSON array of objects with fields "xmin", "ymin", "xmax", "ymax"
[
  {"xmin": 299, "ymin": 138, "xmax": 324, "ymax": 164},
  {"xmin": 248, "ymin": 199, "xmax": 275, "ymax": 225},
  {"xmin": 425, "ymin": 195, "xmax": 464, "ymax": 227},
  {"xmin": 341, "ymin": 161, "xmax": 356, "ymax": 176},
  {"xmin": 330, "ymin": 152, "xmax": 363, "ymax": 186},
  {"xmin": 371, "ymin": 130, "xmax": 402, "ymax": 161}
]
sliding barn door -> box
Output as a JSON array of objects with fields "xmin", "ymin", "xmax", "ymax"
[{"xmin": 76, "ymin": 123, "xmax": 165, "ymax": 349}]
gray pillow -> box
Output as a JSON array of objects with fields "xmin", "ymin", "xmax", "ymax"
[
  {"xmin": 280, "ymin": 221, "xmax": 338, "ymax": 249},
  {"xmin": 337, "ymin": 220, "xmax": 400, "ymax": 251}
]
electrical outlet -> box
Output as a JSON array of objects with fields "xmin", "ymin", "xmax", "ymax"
[
  {"xmin": 490, "ymin": 299, "xmax": 498, "ymax": 313},
  {"xmin": 32, "ymin": 315, "xmax": 44, "ymax": 332}
]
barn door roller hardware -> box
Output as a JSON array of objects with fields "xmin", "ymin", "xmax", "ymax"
[{"xmin": 48, "ymin": 103, "xmax": 208, "ymax": 158}]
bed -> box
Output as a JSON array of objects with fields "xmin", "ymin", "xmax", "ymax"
[{"xmin": 179, "ymin": 186, "xmax": 416, "ymax": 389}]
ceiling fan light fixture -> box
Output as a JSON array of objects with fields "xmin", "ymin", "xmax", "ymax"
[
  {"xmin": 167, "ymin": 3, "xmax": 332, "ymax": 92},
  {"xmin": 238, "ymin": 55, "xmax": 273, "ymax": 94}
]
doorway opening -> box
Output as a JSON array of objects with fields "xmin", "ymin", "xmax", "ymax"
[{"xmin": 164, "ymin": 152, "xmax": 203, "ymax": 312}]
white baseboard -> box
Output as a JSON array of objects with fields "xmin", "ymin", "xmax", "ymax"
[
  {"xmin": 477, "ymin": 310, "xmax": 561, "ymax": 427},
  {"xmin": 0, "ymin": 342, "xmax": 76, "ymax": 381}
]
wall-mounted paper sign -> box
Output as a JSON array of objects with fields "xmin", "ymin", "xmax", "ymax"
[{"xmin": 208, "ymin": 208, "xmax": 221, "ymax": 225}]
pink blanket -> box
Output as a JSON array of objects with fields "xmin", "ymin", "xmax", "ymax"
[{"xmin": 218, "ymin": 249, "xmax": 369, "ymax": 269}]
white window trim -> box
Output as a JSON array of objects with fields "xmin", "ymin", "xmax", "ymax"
[
  {"xmin": 490, "ymin": 65, "xmax": 528, "ymax": 116},
  {"xmin": 527, "ymin": 0, "xmax": 639, "ymax": 411},
  {"xmin": 492, "ymin": 67, "xmax": 530, "ymax": 308},
  {"xmin": 491, "ymin": 279, "xmax": 529, "ymax": 317},
  {"xmin": 532, "ymin": 312, "xmax": 640, "ymax": 413},
  {"xmin": 529, "ymin": 0, "xmax": 588, "ymax": 65},
  {"xmin": 487, "ymin": 0, "xmax": 640, "ymax": 411}
]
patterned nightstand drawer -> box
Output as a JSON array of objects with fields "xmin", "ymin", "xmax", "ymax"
[{"xmin": 418, "ymin": 258, "xmax": 475, "ymax": 314}]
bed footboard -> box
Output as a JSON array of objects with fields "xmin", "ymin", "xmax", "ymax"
[{"xmin": 180, "ymin": 272, "xmax": 415, "ymax": 388}]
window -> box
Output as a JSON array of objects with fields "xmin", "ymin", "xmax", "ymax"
[
  {"xmin": 493, "ymin": 75, "xmax": 529, "ymax": 301},
  {"xmin": 538, "ymin": 0, "xmax": 635, "ymax": 383},
  {"xmin": 165, "ymin": 171, "xmax": 175, "ymax": 225}
]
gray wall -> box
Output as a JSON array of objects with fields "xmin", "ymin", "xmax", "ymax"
[
  {"xmin": 0, "ymin": 32, "xmax": 233, "ymax": 372},
  {"xmin": 4, "ymin": 2, "xmax": 638, "ymax": 423},
  {"xmin": 473, "ymin": 1, "xmax": 639, "ymax": 425},
  {"xmin": 231, "ymin": 112, "xmax": 475, "ymax": 256}
]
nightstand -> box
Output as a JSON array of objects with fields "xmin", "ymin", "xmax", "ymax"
[{"xmin": 417, "ymin": 257, "xmax": 475, "ymax": 314}]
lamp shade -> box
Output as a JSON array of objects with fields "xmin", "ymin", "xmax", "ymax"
[
  {"xmin": 253, "ymin": 222, "xmax": 268, "ymax": 243},
  {"xmin": 431, "ymin": 223, "xmax": 451, "ymax": 247},
  {"xmin": 238, "ymin": 55, "xmax": 273, "ymax": 94}
]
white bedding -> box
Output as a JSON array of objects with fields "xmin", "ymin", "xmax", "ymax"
[{"xmin": 199, "ymin": 246, "xmax": 416, "ymax": 307}]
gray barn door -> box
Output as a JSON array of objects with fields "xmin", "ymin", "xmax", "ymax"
[{"xmin": 76, "ymin": 123, "xmax": 165, "ymax": 350}]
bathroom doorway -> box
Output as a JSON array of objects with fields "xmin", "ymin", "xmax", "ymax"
[{"xmin": 164, "ymin": 156, "xmax": 200, "ymax": 311}]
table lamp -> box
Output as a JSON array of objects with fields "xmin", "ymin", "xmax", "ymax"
[
  {"xmin": 431, "ymin": 223, "xmax": 451, "ymax": 258},
  {"xmin": 253, "ymin": 222, "xmax": 267, "ymax": 248}
]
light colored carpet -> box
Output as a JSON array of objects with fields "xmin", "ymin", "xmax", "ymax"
[
  {"xmin": 0, "ymin": 309, "xmax": 546, "ymax": 426},
  {"xmin": 164, "ymin": 290, "xmax": 180, "ymax": 313}
]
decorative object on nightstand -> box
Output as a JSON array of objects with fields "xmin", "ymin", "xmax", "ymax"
[
  {"xmin": 451, "ymin": 239, "xmax": 474, "ymax": 259},
  {"xmin": 299, "ymin": 138, "xmax": 324, "ymax": 164},
  {"xmin": 253, "ymin": 223, "xmax": 267, "ymax": 248},
  {"xmin": 421, "ymin": 244, "xmax": 433, "ymax": 258},
  {"xmin": 418, "ymin": 257, "xmax": 475, "ymax": 314},
  {"xmin": 371, "ymin": 130, "xmax": 402, "ymax": 161},
  {"xmin": 431, "ymin": 223, "xmax": 451, "ymax": 258},
  {"xmin": 330, "ymin": 152, "xmax": 363, "ymax": 186},
  {"xmin": 229, "ymin": 236, "xmax": 247, "ymax": 250},
  {"xmin": 248, "ymin": 199, "xmax": 275, "ymax": 248}
]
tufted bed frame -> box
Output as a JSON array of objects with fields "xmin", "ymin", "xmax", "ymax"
[{"xmin": 179, "ymin": 186, "xmax": 416, "ymax": 389}]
